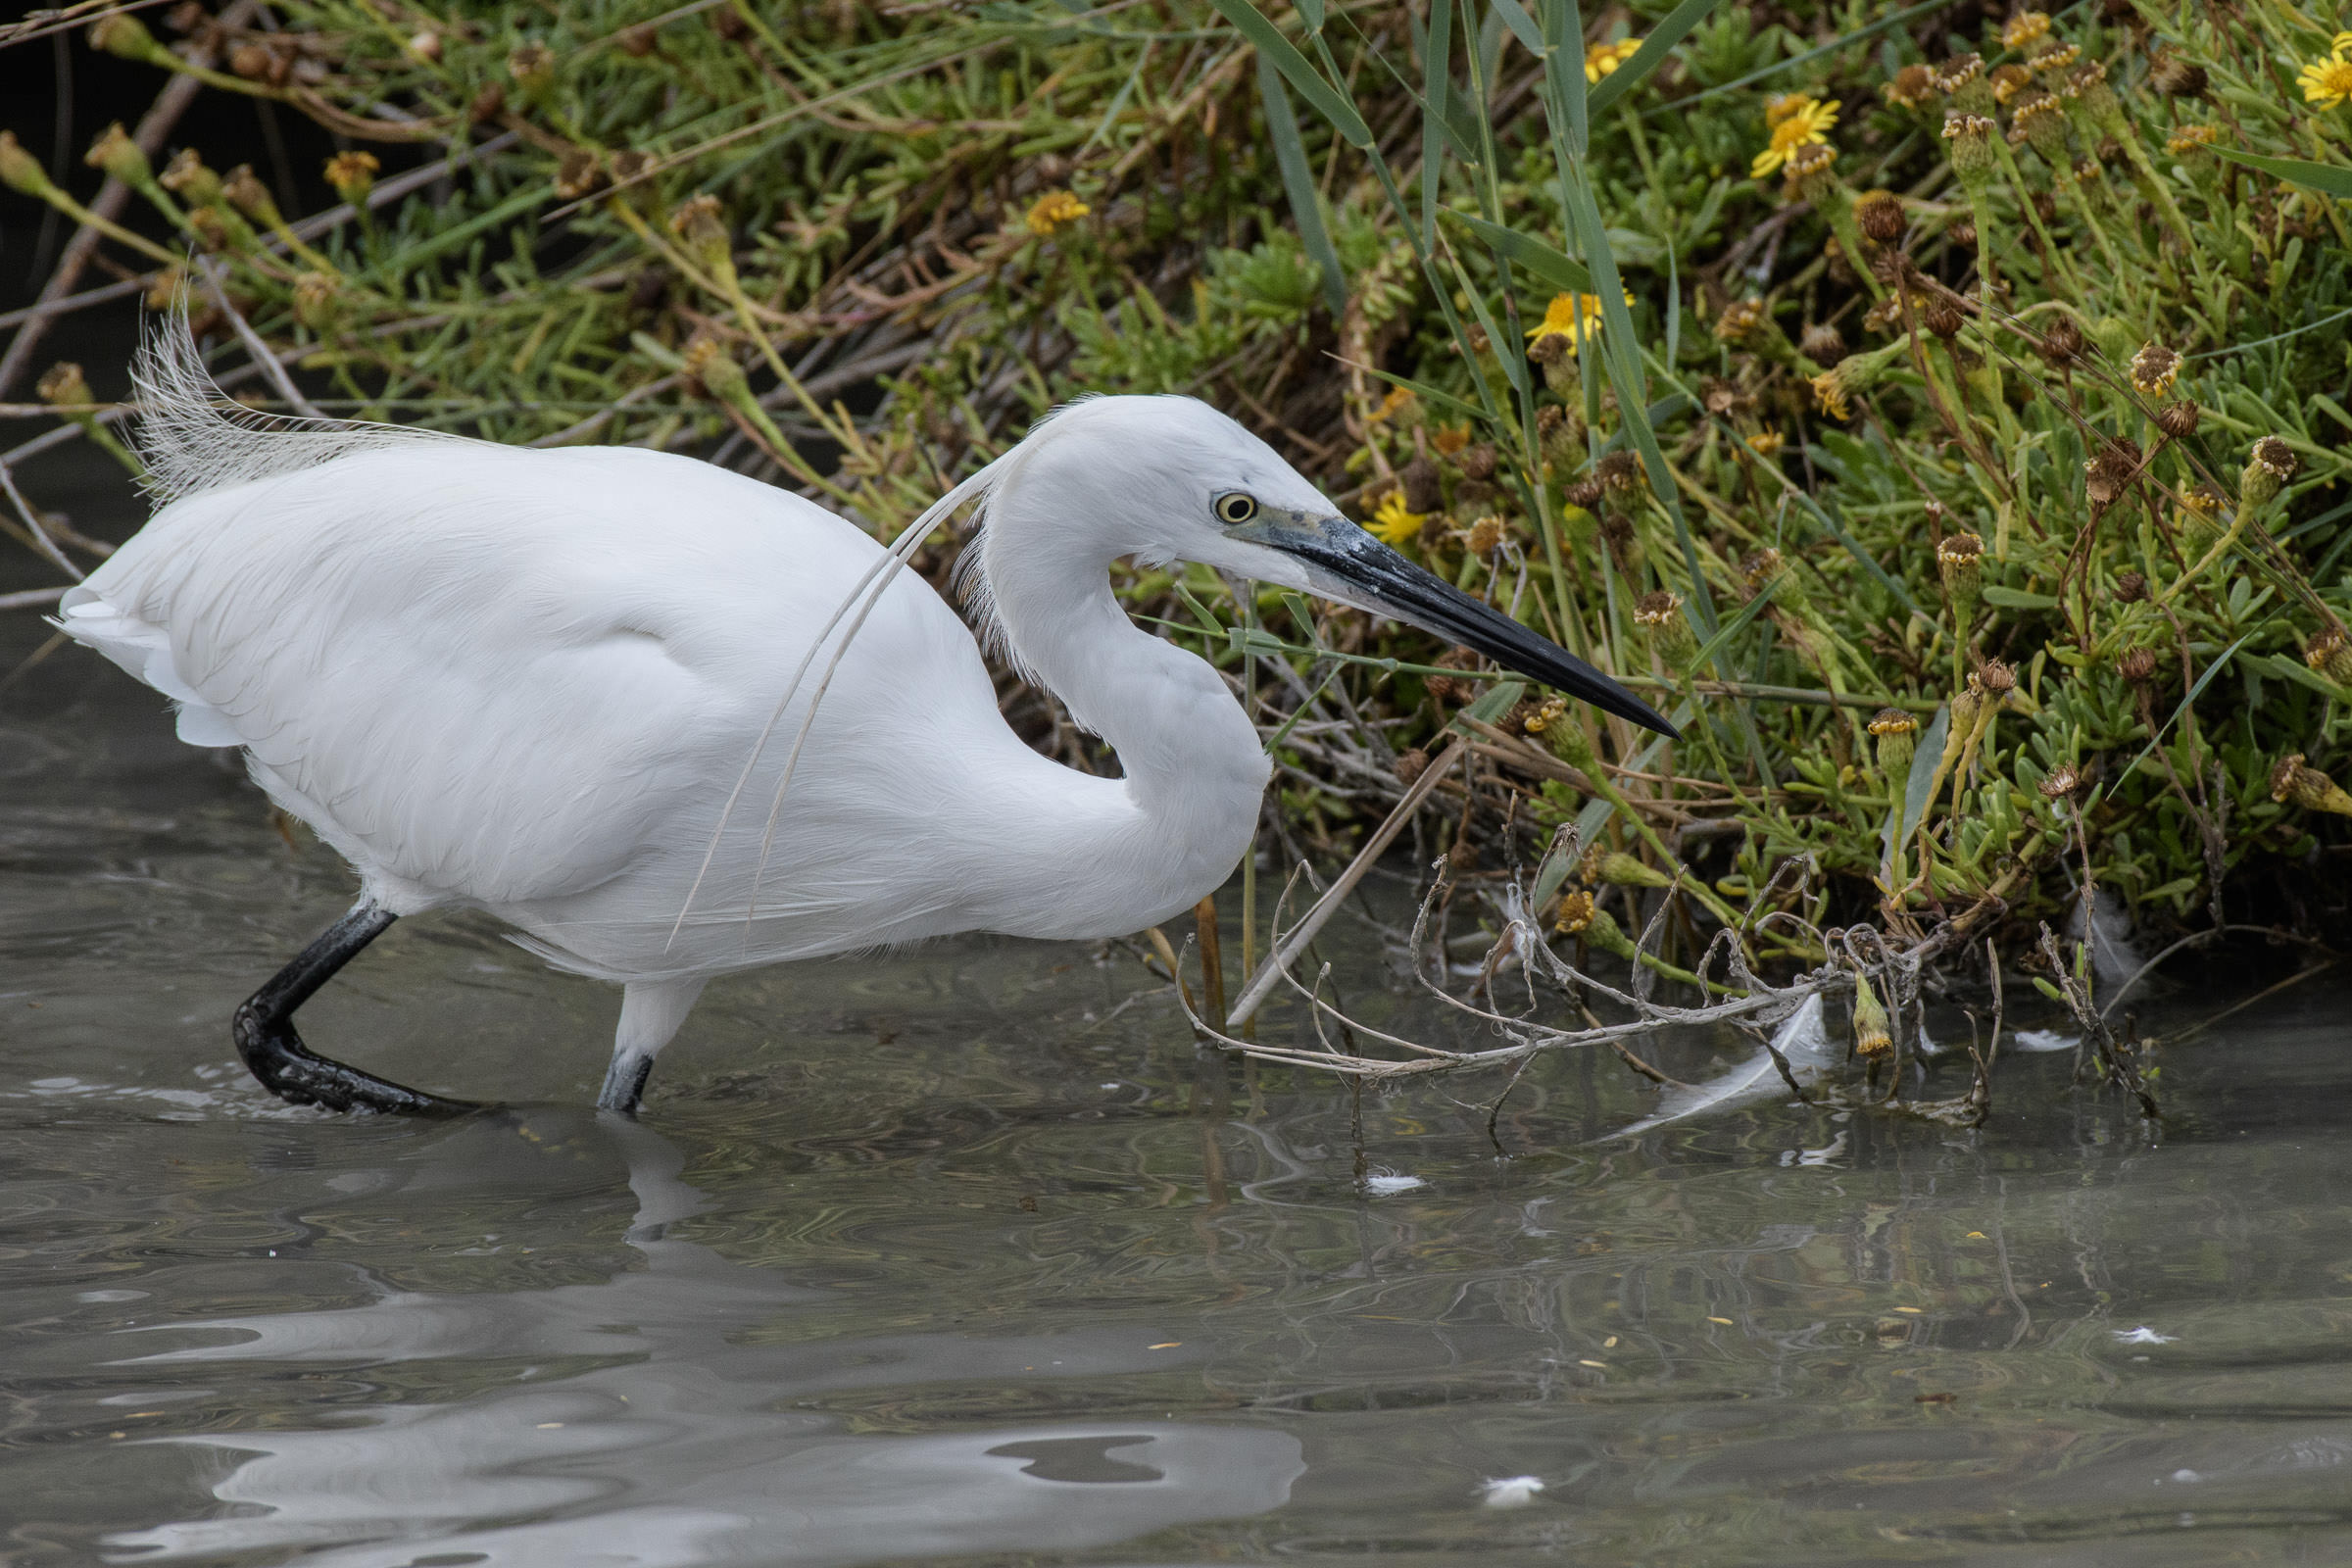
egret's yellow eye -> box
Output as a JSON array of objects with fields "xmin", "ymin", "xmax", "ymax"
[{"xmin": 1215, "ymin": 492, "xmax": 1259, "ymax": 525}]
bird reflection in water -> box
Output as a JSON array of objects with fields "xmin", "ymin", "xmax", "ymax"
[{"xmin": 102, "ymin": 1114, "xmax": 1302, "ymax": 1566}]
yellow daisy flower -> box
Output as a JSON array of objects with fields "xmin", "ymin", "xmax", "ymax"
[
  {"xmin": 1587, "ymin": 37, "xmax": 1642, "ymax": 82},
  {"xmin": 1024, "ymin": 190, "xmax": 1090, "ymax": 235},
  {"xmin": 1365, "ymin": 385, "xmax": 1415, "ymax": 424},
  {"xmin": 2300, "ymin": 37, "xmax": 2352, "ymax": 109},
  {"xmin": 1745, "ymin": 429, "xmax": 1786, "ymax": 457},
  {"xmin": 1751, "ymin": 96, "xmax": 1839, "ymax": 178},
  {"xmin": 1525, "ymin": 289, "xmax": 1635, "ymax": 354},
  {"xmin": 1367, "ymin": 490, "xmax": 1426, "ymax": 547}
]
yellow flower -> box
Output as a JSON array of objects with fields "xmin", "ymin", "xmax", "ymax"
[
  {"xmin": 1999, "ymin": 11, "xmax": 2050, "ymax": 50},
  {"xmin": 1024, "ymin": 190, "xmax": 1090, "ymax": 235},
  {"xmin": 1366, "ymin": 384, "xmax": 1415, "ymax": 424},
  {"xmin": 2300, "ymin": 39, "xmax": 2352, "ymax": 109},
  {"xmin": 1367, "ymin": 489, "xmax": 1426, "ymax": 546},
  {"xmin": 1587, "ymin": 37, "xmax": 1642, "ymax": 82},
  {"xmin": 1750, "ymin": 97, "xmax": 1839, "ymax": 178},
  {"xmin": 1809, "ymin": 370, "xmax": 1851, "ymax": 421},
  {"xmin": 1525, "ymin": 289, "xmax": 1634, "ymax": 353},
  {"xmin": 1745, "ymin": 429, "xmax": 1786, "ymax": 456},
  {"xmin": 2166, "ymin": 123, "xmax": 2222, "ymax": 154}
]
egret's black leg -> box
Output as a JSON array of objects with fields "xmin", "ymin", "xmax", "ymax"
[
  {"xmin": 232, "ymin": 900, "xmax": 477, "ymax": 1115},
  {"xmin": 597, "ymin": 1054, "xmax": 656, "ymax": 1117}
]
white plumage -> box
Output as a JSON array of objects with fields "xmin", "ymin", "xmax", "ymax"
[{"xmin": 60, "ymin": 316, "xmax": 1666, "ymax": 1113}]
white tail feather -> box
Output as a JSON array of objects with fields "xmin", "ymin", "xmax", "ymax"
[{"xmin": 130, "ymin": 304, "xmax": 470, "ymax": 508}]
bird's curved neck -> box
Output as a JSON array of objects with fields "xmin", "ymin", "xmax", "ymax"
[{"xmin": 976, "ymin": 506, "xmax": 1268, "ymax": 931}]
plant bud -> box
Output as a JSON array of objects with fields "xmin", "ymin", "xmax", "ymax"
[
  {"xmin": 2306, "ymin": 625, "xmax": 2352, "ymax": 686},
  {"xmin": 2118, "ymin": 646, "xmax": 2156, "ymax": 685},
  {"xmin": 1936, "ymin": 531, "xmax": 1984, "ymax": 627},
  {"xmin": 1946, "ymin": 218, "xmax": 1976, "ymax": 250},
  {"xmin": 1924, "ymin": 301, "xmax": 1963, "ymax": 339},
  {"xmin": 1932, "ymin": 53, "xmax": 1986, "ymax": 105},
  {"xmin": 1536, "ymin": 404, "xmax": 1582, "ymax": 468},
  {"xmin": 36, "ymin": 362, "xmax": 92, "ymax": 407},
  {"xmin": 1594, "ymin": 851, "xmax": 1672, "ymax": 890},
  {"xmin": 220, "ymin": 164, "xmax": 279, "ymax": 223},
  {"xmin": 469, "ymin": 82, "xmax": 508, "ymax": 123},
  {"xmin": 2012, "ymin": 89, "xmax": 2067, "ymax": 159},
  {"xmin": 2156, "ymin": 401, "xmax": 2199, "ymax": 440},
  {"xmin": 554, "ymin": 147, "xmax": 604, "ymax": 199},
  {"xmin": 668, "ymin": 194, "xmax": 734, "ymax": 278},
  {"xmin": 84, "ymin": 122, "xmax": 151, "ymax": 189},
  {"xmin": 2115, "ymin": 569, "xmax": 2147, "ymax": 603},
  {"xmin": 1851, "ymin": 971, "xmax": 1892, "ymax": 1058},
  {"xmin": 1868, "ymin": 707, "xmax": 1917, "ymax": 777},
  {"xmin": 1941, "ymin": 113, "xmax": 1997, "ymax": 180},
  {"xmin": 1979, "ymin": 659, "xmax": 2017, "ymax": 702},
  {"xmin": 1456, "ymin": 442, "xmax": 1496, "ymax": 481},
  {"xmin": 2271, "ymin": 753, "xmax": 2352, "ymax": 816},
  {"xmin": 0, "ymin": 130, "xmax": 51, "ymax": 196},
  {"xmin": 1465, "ymin": 515, "xmax": 1505, "ymax": 556},
  {"xmin": 1633, "ymin": 590, "xmax": 1696, "ymax": 667},
  {"xmin": 408, "ymin": 30, "xmax": 444, "ymax": 63},
  {"xmin": 507, "ymin": 42, "xmax": 557, "ymax": 101},
  {"xmin": 89, "ymin": 13, "xmax": 169, "ymax": 64},
  {"xmin": 291, "ymin": 270, "xmax": 340, "ymax": 329},
  {"xmin": 323, "ymin": 150, "xmax": 378, "ymax": 204},
  {"xmin": 1524, "ymin": 697, "xmax": 1595, "ymax": 770},
  {"xmin": 2241, "ymin": 437, "xmax": 2297, "ymax": 511},
  {"xmin": 159, "ymin": 148, "xmax": 221, "ymax": 205},
  {"xmin": 1528, "ymin": 329, "xmax": 1575, "ymax": 395}
]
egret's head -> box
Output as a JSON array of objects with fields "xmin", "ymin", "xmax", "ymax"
[{"xmin": 980, "ymin": 395, "xmax": 1676, "ymax": 738}]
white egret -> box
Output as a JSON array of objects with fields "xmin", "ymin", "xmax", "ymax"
[{"xmin": 59, "ymin": 315, "xmax": 1673, "ymax": 1115}]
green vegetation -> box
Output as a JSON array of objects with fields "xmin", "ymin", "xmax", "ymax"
[{"xmin": 5, "ymin": 0, "xmax": 2351, "ymax": 1041}]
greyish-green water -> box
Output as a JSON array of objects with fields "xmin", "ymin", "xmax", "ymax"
[{"xmin": 7, "ymin": 609, "xmax": 2352, "ymax": 1568}]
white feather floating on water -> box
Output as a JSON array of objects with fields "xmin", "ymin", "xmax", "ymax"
[
  {"xmin": 2011, "ymin": 1028, "xmax": 2080, "ymax": 1054},
  {"xmin": 1479, "ymin": 1475, "xmax": 1545, "ymax": 1508},
  {"xmin": 1603, "ymin": 993, "xmax": 1837, "ymax": 1141}
]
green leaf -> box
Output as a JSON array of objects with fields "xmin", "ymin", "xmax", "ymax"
[
  {"xmin": 1489, "ymin": 0, "xmax": 1545, "ymax": 57},
  {"xmin": 1584, "ymin": 0, "xmax": 1727, "ymax": 118},
  {"xmin": 1420, "ymin": 0, "xmax": 1453, "ymax": 248},
  {"xmin": 1652, "ymin": 0, "xmax": 1951, "ymax": 114},
  {"xmin": 1443, "ymin": 210, "xmax": 1594, "ymax": 293},
  {"xmin": 1886, "ymin": 704, "xmax": 1949, "ymax": 862},
  {"xmin": 1685, "ymin": 573, "xmax": 1774, "ymax": 676},
  {"xmin": 1458, "ymin": 679, "xmax": 1528, "ymax": 727},
  {"xmin": 1982, "ymin": 584, "xmax": 2060, "ymax": 610},
  {"xmin": 1348, "ymin": 362, "xmax": 1490, "ymax": 421},
  {"xmin": 1205, "ymin": 0, "xmax": 1373, "ymax": 148},
  {"xmin": 1254, "ymin": 52, "xmax": 1348, "ymax": 317},
  {"xmin": 2209, "ymin": 147, "xmax": 2352, "ymax": 201}
]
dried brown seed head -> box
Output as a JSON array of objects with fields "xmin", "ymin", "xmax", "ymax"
[
  {"xmin": 1946, "ymin": 218, "xmax": 1978, "ymax": 250},
  {"xmin": 2157, "ymin": 401, "xmax": 2200, "ymax": 440},
  {"xmin": 1885, "ymin": 64, "xmax": 1936, "ymax": 109},
  {"xmin": 2271, "ymin": 754, "xmax": 2352, "ymax": 814},
  {"xmin": 1398, "ymin": 457, "xmax": 1444, "ymax": 514},
  {"xmin": 35, "ymin": 362, "xmax": 90, "ymax": 406},
  {"xmin": 2130, "ymin": 341, "xmax": 2181, "ymax": 398},
  {"xmin": 2149, "ymin": 52, "xmax": 2207, "ymax": 98},
  {"xmin": 1455, "ymin": 442, "xmax": 1496, "ymax": 481},
  {"xmin": 2118, "ymin": 646, "xmax": 2156, "ymax": 684},
  {"xmin": 1800, "ymin": 322, "xmax": 1847, "ymax": 364},
  {"xmin": 2038, "ymin": 761, "xmax": 2082, "ymax": 800},
  {"xmin": 1979, "ymin": 658, "xmax": 2017, "ymax": 697},
  {"xmin": 1858, "ymin": 194, "xmax": 1907, "ymax": 243},
  {"xmin": 1395, "ymin": 748, "xmax": 1431, "ymax": 786},
  {"xmin": 1924, "ymin": 302, "xmax": 1964, "ymax": 339},
  {"xmin": 2115, "ymin": 569, "xmax": 2148, "ymax": 603}
]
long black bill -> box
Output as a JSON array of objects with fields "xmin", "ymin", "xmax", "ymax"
[{"xmin": 1284, "ymin": 519, "xmax": 1680, "ymax": 739}]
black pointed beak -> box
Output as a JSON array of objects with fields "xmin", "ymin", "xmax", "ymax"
[{"xmin": 1281, "ymin": 518, "xmax": 1680, "ymax": 739}]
